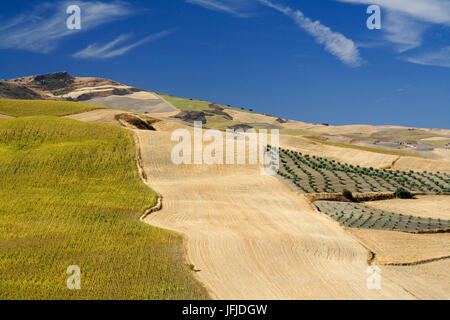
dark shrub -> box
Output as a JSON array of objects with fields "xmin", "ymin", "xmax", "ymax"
[
  {"xmin": 342, "ymin": 189, "xmax": 354, "ymax": 201},
  {"xmin": 395, "ymin": 187, "xmax": 413, "ymax": 199}
]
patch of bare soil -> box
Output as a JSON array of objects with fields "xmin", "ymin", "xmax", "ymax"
[
  {"xmin": 206, "ymin": 104, "xmax": 233, "ymax": 120},
  {"xmin": 115, "ymin": 113, "xmax": 159, "ymax": 131},
  {"xmin": 228, "ymin": 124, "xmax": 253, "ymax": 131},
  {"xmin": 174, "ymin": 111, "xmax": 207, "ymax": 124}
]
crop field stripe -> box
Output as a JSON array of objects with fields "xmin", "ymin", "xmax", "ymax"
[
  {"xmin": 307, "ymin": 138, "xmax": 428, "ymax": 159},
  {"xmin": 0, "ymin": 99, "xmax": 105, "ymax": 117},
  {"xmin": 315, "ymin": 201, "xmax": 450, "ymax": 233},
  {"xmin": 278, "ymin": 148, "xmax": 450, "ymax": 195}
]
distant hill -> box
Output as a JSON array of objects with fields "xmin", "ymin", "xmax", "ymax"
[
  {"xmin": 0, "ymin": 71, "xmax": 140, "ymax": 101},
  {"xmin": 2, "ymin": 71, "xmax": 449, "ymax": 160},
  {"xmin": 0, "ymin": 81, "xmax": 43, "ymax": 100}
]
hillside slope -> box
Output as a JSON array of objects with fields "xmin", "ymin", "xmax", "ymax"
[
  {"xmin": 135, "ymin": 123, "xmax": 413, "ymax": 299},
  {"xmin": 56, "ymin": 107, "xmax": 450, "ymax": 299},
  {"xmin": 0, "ymin": 101, "xmax": 208, "ymax": 299},
  {"xmin": 3, "ymin": 72, "xmax": 449, "ymax": 160}
]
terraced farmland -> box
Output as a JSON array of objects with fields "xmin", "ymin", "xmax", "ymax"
[
  {"xmin": 315, "ymin": 201, "xmax": 450, "ymax": 233},
  {"xmin": 277, "ymin": 148, "xmax": 450, "ymax": 194}
]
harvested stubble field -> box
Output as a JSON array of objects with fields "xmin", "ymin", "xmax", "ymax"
[
  {"xmin": 381, "ymin": 260, "xmax": 450, "ymax": 300},
  {"xmin": 43, "ymin": 107, "xmax": 450, "ymax": 300},
  {"xmin": 2, "ymin": 97, "xmax": 448, "ymax": 300},
  {"xmin": 363, "ymin": 195, "xmax": 450, "ymax": 220},
  {"xmin": 314, "ymin": 201, "xmax": 450, "ymax": 233},
  {"xmin": 277, "ymin": 148, "xmax": 450, "ymax": 195},
  {"xmin": 133, "ymin": 124, "xmax": 414, "ymax": 299},
  {"xmin": 306, "ymin": 138, "xmax": 427, "ymax": 159},
  {"xmin": 0, "ymin": 103, "xmax": 208, "ymax": 299}
]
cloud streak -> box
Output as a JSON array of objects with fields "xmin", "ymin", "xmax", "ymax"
[
  {"xmin": 186, "ymin": 0, "xmax": 363, "ymax": 67},
  {"xmin": 336, "ymin": 0, "xmax": 450, "ymax": 68},
  {"xmin": 73, "ymin": 29, "xmax": 175, "ymax": 59},
  {"xmin": 185, "ymin": 0, "xmax": 249, "ymax": 17},
  {"xmin": 402, "ymin": 46, "xmax": 450, "ymax": 68},
  {"xmin": 0, "ymin": 1, "xmax": 135, "ymax": 54},
  {"xmin": 258, "ymin": 0, "xmax": 363, "ymax": 67},
  {"xmin": 336, "ymin": 0, "xmax": 450, "ymax": 51},
  {"xmin": 336, "ymin": 0, "xmax": 450, "ymax": 25},
  {"xmin": 383, "ymin": 10, "xmax": 429, "ymax": 52}
]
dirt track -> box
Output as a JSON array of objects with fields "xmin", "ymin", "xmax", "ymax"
[{"xmin": 136, "ymin": 127, "xmax": 413, "ymax": 299}]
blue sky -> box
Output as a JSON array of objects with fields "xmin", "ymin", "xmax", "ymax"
[{"xmin": 0, "ymin": 0, "xmax": 449, "ymax": 128}]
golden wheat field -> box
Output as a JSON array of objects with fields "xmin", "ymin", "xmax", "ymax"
[
  {"xmin": 0, "ymin": 105, "xmax": 208, "ymax": 299},
  {"xmin": 0, "ymin": 99, "xmax": 103, "ymax": 117}
]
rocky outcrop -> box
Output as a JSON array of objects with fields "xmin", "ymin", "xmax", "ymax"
[
  {"xmin": 228, "ymin": 124, "xmax": 253, "ymax": 131},
  {"xmin": 0, "ymin": 81, "xmax": 42, "ymax": 100},
  {"xmin": 174, "ymin": 111, "xmax": 207, "ymax": 124}
]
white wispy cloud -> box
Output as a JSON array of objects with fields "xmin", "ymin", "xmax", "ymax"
[
  {"xmin": 186, "ymin": 0, "xmax": 363, "ymax": 67},
  {"xmin": 73, "ymin": 29, "xmax": 175, "ymax": 59},
  {"xmin": 0, "ymin": 1, "xmax": 135, "ymax": 54},
  {"xmin": 336, "ymin": 0, "xmax": 450, "ymax": 67},
  {"xmin": 336, "ymin": 0, "xmax": 450, "ymax": 25},
  {"xmin": 336, "ymin": 0, "xmax": 450, "ymax": 51},
  {"xmin": 258, "ymin": 0, "xmax": 363, "ymax": 67},
  {"xmin": 402, "ymin": 46, "xmax": 450, "ymax": 68},
  {"xmin": 185, "ymin": 0, "xmax": 250, "ymax": 17},
  {"xmin": 383, "ymin": 10, "xmax": 429, "ymax": 52}
]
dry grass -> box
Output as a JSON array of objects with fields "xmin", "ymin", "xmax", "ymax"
[
  {"xmin": 381, "ymin": 260, "xmax": 450, "ymax": 299},
  {"xmin": 364, "ymin": 195, "xmax": 450, "ymax": 220},
  {"xmin": 307, "ymin": 138, "xmax": 427, "ymax": 159},
  {"xmin": 349, "ymin": 228, "xmax": 450, "ymax": 265},
  {"xmin": 137, "ymin": 126, "xmax": 413, "ymax": 299}
]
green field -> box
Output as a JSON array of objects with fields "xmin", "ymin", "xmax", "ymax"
[
  {"xmin": 158, "ymin": 93, "xmax": 253, "ymax": 114},
  {"xmin": 279, "ymin": 129, "xmax": 320, "ymax": 137},
  {"xmin": 421, "ymin": 138, "xmax": 450, "ymax": 147},
  {"xmin": 0, "ymin": 102, "xmax": 208, "ymax": 299},
  {"xmin": 0, "ymin": 99, "xmax": 102, "ymax": 117},
  {"xmin": 158, "ymin": 94, "xmax": 211, "ymax": 112}
]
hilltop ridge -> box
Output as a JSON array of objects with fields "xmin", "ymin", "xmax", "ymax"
[{"xmin": 1, "ymin": 71, "xmax": 449, "ymax": 160}]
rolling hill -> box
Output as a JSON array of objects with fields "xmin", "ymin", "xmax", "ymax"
[{"xmin": 0, "ymin": 72, "xmax": 449, "ymax": 300}]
